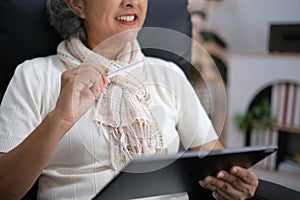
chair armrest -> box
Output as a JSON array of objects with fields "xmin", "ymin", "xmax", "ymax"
[{"xmin": 253, "ymin": 179, "xmax": 300, "ymax": 200}]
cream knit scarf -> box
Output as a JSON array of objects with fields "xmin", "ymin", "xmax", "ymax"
[{"xmin": 57, "ymin": 36, "xmax": 167, "ymax": 170}]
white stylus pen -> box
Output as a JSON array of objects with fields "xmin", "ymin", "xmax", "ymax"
[
  {"xmin": 83, "ymin": 59, "xmax": 144, "ymax": 88},
  {"xmin": 107, "ymin": 60, "xmax": 144, "ymax": 78}
]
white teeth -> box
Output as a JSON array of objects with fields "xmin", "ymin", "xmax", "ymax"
[{"xmin": 117, "ymin": 15, "xmax": 135, "ymax": 22}]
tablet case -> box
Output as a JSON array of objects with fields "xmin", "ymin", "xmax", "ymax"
[{"xmin": 93, "ymin": 145, "xmax": 277, "ymax": 199}]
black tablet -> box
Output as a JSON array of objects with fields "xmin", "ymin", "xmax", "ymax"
[{"xmin": 93, "ymin": 145, "xmax": 277, "ymax": 200}]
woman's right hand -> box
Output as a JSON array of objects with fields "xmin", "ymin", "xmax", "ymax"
[{"xmin": 53, "ymin": 63, "xmax": 109, "ymax": 127}]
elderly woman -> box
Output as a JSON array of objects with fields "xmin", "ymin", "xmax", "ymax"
[{"xmin": 0, "ymin": 0, "xmax": 258, "ymax": 199}]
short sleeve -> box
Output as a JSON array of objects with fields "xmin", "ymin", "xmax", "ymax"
[
  {"xmin": 144, "ymin": 58, "xmax": 219, "ymax": 149},
  {"xmin": 0, "ymin": 60, "xmax": 44, "ymax": 152},
  {"xmin": 173, "ymin": 64, "xmax": 219, "ymax": 149}
]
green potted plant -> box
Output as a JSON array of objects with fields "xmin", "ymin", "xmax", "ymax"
[{"xmin": 234, "ymin": 97, "xmax": 276, "ymax": 133}]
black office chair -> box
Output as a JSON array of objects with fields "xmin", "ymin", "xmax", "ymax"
[{"xmin": 1, "ymin": 0, "xmax": 299, "ymax": 199}]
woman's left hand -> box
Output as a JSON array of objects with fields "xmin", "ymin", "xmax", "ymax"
[{"xmin": 199, "ymin": 166, "xmax": 258, "ymax": 200}]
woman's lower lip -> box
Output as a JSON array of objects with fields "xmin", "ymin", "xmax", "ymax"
[{"xmin": 117, "ymin": 19, "xmax": 137, "ymax": 26}]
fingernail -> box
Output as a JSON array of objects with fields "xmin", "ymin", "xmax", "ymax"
[
  {"xmin": 204, "ymin": 177, "xmax": 212, "ymax": 183},
  {"xmin": 232, "ymin": 167, "xmax": 238, "ymax": 173},
  {"xmin": 199, "ymin": 180, "xmax": 206, "ymax": 187},
  {"xmin": 97, "ymin": 86, "xmax": 102, "ymax": 94},
  {"xmin": 212, "ymin": 192, "xmax": 217, "ymax": 199},
  {"xmin": 217, "ymin": 171, "xmax": 224, "ymax": 178}
]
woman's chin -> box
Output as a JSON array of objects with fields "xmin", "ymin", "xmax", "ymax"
[
  {"xmin": 115, "ymin": 28, "xmax": 140, "ymax": 43},
  {"xmin": 101, "ymin": 29, "xmax": 140, "ymax": 46}
]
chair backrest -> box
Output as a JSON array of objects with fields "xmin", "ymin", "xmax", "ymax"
[{"xmin": 0, "ymin": 0, "xmax": 192, "ymax": 102}]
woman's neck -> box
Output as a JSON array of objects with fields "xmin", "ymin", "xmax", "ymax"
[{"xmin": 85, "ymin": 37, "xmax": 128, "ymax": 60}]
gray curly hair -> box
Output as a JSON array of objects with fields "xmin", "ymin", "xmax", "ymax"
[{"xmin": 46, "ymin": 0, "xmax": 86, "ymax": 39}]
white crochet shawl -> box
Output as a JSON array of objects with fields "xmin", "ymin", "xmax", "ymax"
[{"xmin": 57, "ymin": 36, "xmax": 167, "ymax": 170}]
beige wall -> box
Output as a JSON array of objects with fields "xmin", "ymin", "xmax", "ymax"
[{"xmin": 207, "ymin": 0, "xmax": 300, "ymax": 54}]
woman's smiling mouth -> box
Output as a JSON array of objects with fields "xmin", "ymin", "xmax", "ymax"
[{"xmin": 115, "ymin": 14, "xmax": 137, "ymax": 25}]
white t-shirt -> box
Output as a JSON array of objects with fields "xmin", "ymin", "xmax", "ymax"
[{"xmin": 0, "ymin": 55, "xmax": 218, "ymax": 199}]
